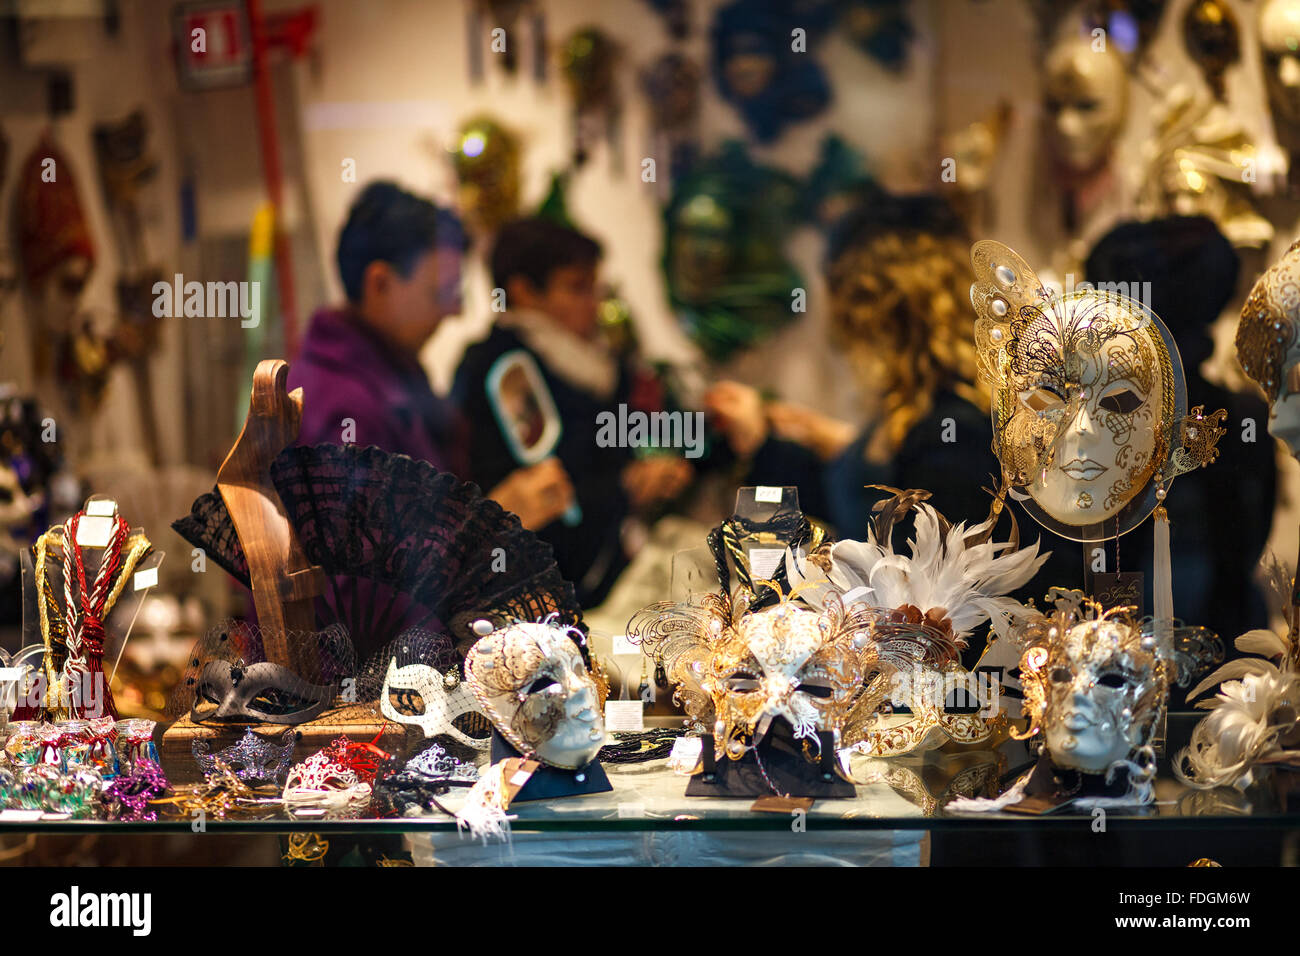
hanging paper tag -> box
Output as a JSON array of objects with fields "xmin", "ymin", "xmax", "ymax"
[
  {"xmin": 133, "ymin": 567, "xmax": 159, "ymax": 591},
  {"xmin": 747, "ymin": 547, "xmax": 785, "ymax": 581},
  {"xmin": 609, "ymin": 633, "xmax": 640, "ymax": 656},
  {"xmin": 751, "ymin": 795, "xmax": 815, "ymax": 814},
  {"xmin": 604, "ymin": 700, "xmax": 644, "ymax": 732},
  {"xmin": 75, "ymin": 516, "xmax": 114, "ymax": 548},
  {"xmin": 668, "ymin": 735, "xmax": 702, "ymax": 774},
  {"xmin": 84, "ymin": 499, "xmax": 117, "ymax": 518},
  {"xmin": 1091, "ymin": 572, "xmax": 1144, "ymax": 619},
  {"xmin": 753, "ymin": 486, "xmax": 783, "ymax": 504}
]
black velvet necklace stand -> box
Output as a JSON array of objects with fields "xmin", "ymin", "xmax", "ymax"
[
  {"xmin": 685, "ymin": 717, "xmax": 855, "ymax": 798},
  {"xmin": 489, "ymin": 729, "xmax": 611, "ymax": 802}
]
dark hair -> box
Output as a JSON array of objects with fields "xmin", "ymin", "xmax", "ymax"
[
  {"xmin": 490, "ymin": 218, "xmax": 602, "ymax": 293},
  {"xmin": 336, "ymin": 181, "xmax": 467, "ymax": 303}
]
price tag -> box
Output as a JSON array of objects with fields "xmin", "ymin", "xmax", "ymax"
[
  {"xmin": 509, "ymin": 770, "xmax": 532, "ymax": 787},
  {"xmin": 133, "ymin": 567, "xmax": 159, "ymax": 591},
  {"xmin": 609, "ymin": 633, "xmax": 640, "ymax": 656},
  {"xmin": 751, "ymin": 795, "xmax": 815, "ymax": 814},
  {"xmin": 668, "ymin": 735, "xmax": 702, "ymax": 774},
  {"xmin": 75, "ymin": 515, "xmax": 114, "ymax": 548},
  {"xmin": 84, "ymin": 499, "xmax": 117, "ymax": 517},
  {"xmin": 753, "ymin": 486, "xmax": 783, "ymax": 504},
  {"xmin": 747, "ymin": 547, "xmax": 785, "ymax": 581},
  {"xmin": 616, "ymin": 803, "xmax": 646, "ymax": 819},
  {"xmin": 0, "ymin": 809, "xmax": 43, "ymax": 822},
  {"xmin": 604, "ymin": 700, "xmax": 644, "ymax": 732}
]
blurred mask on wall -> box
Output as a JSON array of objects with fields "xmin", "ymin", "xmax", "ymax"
[
  {"xmin": 1260, "ymin": 0, "xmax": 1300, "ymax": 126},
  {"xmin": 1042, "ymin": 35, "xmax": 1129, "ymax": 175}
]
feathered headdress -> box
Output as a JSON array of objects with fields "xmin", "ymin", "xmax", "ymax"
[
  {"xmin": 788, "ymin": 486, "xmax": 1048, "ymax": 756},
  {"xmin": 789, "ymin": 486, "xmax": 1049, "ymax": 663}
]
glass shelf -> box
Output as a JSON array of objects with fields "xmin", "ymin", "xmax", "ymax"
[{"xmin": 1, "ymin": 714, "xmax": 1296, "ymax": 835}]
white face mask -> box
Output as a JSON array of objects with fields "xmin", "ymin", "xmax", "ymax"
[
  {"xmin": 1269, "ymin": 353, "xmax": 1300, "ymax": 456},
  {"xmin": 380, "ymin": 658, "xmax": 491, "ymax": 751},
  {"xmin": 465, "ymin": 621, "xmax": 606, "ymax": 770},
  {"xmin": 1043, "ymin": 37, "xmax": 1128, "ymax": 174},
  {"xmin": 718, "ymin": 604, "xmax": 859, "ymax": 749}
]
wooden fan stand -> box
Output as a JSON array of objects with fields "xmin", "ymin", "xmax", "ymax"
[{"xmin": 163, "ymin": 360, "xmax": 404, "ymax": 781}]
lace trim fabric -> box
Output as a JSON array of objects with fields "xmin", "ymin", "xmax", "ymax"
[{"xmin": 172, "ymin": 444, "xmax": 584, "ymax": 651}]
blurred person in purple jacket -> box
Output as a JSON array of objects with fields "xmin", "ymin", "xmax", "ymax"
[{"xmin": 287, "ymin": 182, "xmax": 574, "ymax": 660}]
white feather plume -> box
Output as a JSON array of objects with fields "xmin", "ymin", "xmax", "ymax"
[{"xmin": 813, "ymin": 503, "xmax": 1049, "ymax": 642}]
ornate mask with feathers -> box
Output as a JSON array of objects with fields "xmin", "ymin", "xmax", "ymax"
[
  {"xmin": 786, "ymin": 487, "xmax": 1049, "ymax": 755},
  {"xmin": 627, "ymin": 588, "xmax": 867, "ymax": 761}
]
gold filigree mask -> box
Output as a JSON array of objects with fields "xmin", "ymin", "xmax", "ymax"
[{"xmin": 971, "ymin": 240, "xmax": 1222, "ymax": 540}]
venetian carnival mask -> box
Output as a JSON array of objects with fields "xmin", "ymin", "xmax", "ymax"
[
  {"xmin": 1260, "ymin": 0, "xmax": 1300, "ymax": 125},
  {"xmin": 464, "ymin": 618, "xmax": 607, "ymax": 770},
  {"xmin": 1016, "ymin": 600, "xmax": 1167, "ymax": 775},
  {"xmin": 628, "ymin": 592, "xmax": 863, "ymax": 759},
  {"xmin": 190, "ymin": 660, "xmax": 333, "ymax": 725},
  {"xmin": 786, "ymin": 488, "xmax": 1047, "ymax": 756},
  {"xmin": 1042, "ymin": 35, "xmax": 1129, "ymax": 175},
  {"xmin": 971, "ymin": 240, "xmax": 1223, "ymax": 540},
  {"xmin": 380, "ymin": 656, "xmax": 491, "ymax": 751},
  {"xmin": 1237, "ymin": 239, "xmax": 1300, "ymax": 459},
  {"xmin": 192, "ymin": 728, "xmax": 296, "ymax": 786}
]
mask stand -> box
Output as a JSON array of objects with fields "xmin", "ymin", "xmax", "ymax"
[
  {"xmin": 213, "ymin": 359, "xmax": 325, "ymax": 672},
  {"xmin": 687, "ymin": 719, "xmax": 853, "ymax": 798},
  {"xmin": 488, "ymin": 729, "xmax": 611, "ymax": 801},
  {"xmin": 161, "ymin": 358, "xmax": 405, "ymax": 785}
]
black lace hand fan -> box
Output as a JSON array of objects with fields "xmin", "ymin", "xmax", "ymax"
[{"xmin": 173, "ymin": 443, "xmax": 583, "ymax": 661}]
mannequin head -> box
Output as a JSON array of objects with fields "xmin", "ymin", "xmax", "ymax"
[
  {"xmin": 1043, "ymin": 36, "xmax": 1129, "ymax": 174},
  {"xmin": 1260, "ymin": 0, "xmax": 1300, "ymax": 125}
]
